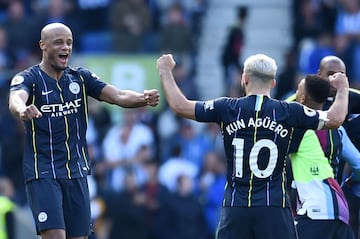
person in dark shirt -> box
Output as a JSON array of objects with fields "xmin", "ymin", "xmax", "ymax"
[
  {"xmin": 220, "ymin": 6, "xmax": 247, "ymax": 90},
  {"xmin": 285, "ymin": 55, "xmax": 360, "ymax": 238},
  {"xmin": 8, "ymin": 22, "xmax": 159, "ymax": 239},
  {"xmin": 156, "ymin": 53, "xmax": 349, "ymax": 239},
  {"xmin": 290, "ymin": 74, "xmax": 358, "ymax": 239},
  {"xmin": 286, "ymin": 55, "xmax": 360, "ymax": 116}
]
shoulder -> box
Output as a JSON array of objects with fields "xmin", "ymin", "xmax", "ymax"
[
  {"xmin": 67, "ymin": 66, "xmax": 101, "ymax": 81},
  {"xmin": 10, "ymin": 65, "xmax": 38, "ymax": 87},
  {"xmin": 350, "ymin": 88, "xmax": 360, "ymax": 97}
]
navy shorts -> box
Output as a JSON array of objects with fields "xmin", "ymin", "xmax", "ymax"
[
  {"xmin": 216, "ymin": 206, "xmax": 298, "ymax": 239},
  {"xmin": 295, "ymin": 214, "xmax": 355, "ymax": 239},
  {"xmin": 25, "ymin": 177, "xmax": 91, "ymax": 237}
]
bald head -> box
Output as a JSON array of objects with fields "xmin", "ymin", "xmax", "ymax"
[
  {"xmin": 39, "ymin": 22, "xmax": 73, "ymax": 75},
  {"xmin": 41, "ymin": 23, "xmax": 72, "ymax": 41},
  {"xmin": 319, "ymin": 55, "xmax": 346, "ymax": 76}
]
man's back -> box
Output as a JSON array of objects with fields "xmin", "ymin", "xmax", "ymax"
[{"xmin": 195, "ymin": 95, "xmax": 322, "ymax": 207}]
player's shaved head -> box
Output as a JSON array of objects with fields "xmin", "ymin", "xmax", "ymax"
[
  {"xmin": 39, "ymin": 22, "xmax": 73, "ymax": 76},
  {"xmin": 319, "ymin": 55, "xmax": 346, "ymax": 75},
  {"xmin": 41, "ymin": 23, "xmax": 72, "ymax": 41}
]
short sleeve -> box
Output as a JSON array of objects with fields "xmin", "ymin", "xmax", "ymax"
[
  {"xmin": 286, "ymin": 102, "xmax": 324, "ymax": 130},
  {"xmin": 78, "ymin": 68, "xmax": 107, "ymax": 100},
  {"xmin": 195, "ymin": 98, "xmax": 227, "ymax": 123},
  {"xmin": 10, "ymin": 74, "xmax": 32, "ymax": 93}
]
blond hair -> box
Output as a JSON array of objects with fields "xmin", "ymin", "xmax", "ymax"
[{"xmin": 243, "ymin": 54, "xmax": 277, "ymax": 81}]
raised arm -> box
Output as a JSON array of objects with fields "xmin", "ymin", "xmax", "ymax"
[
  {"xmin": 98, "ymin": 85, "xmax": 159, "ymax": 108},
  {"xmin": 323, "ymin": 72, "xmax": 349, "ymax": 129},
  {"xmin": 156, "ymin": 54, "xmax": 196, "ymax": 120},
  {"xmin": 9, "ymin": 89, "xmax": 42, "ymax": 120}
]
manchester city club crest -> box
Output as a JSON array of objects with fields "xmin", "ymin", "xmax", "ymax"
[{"xmin": 69, "ymin": 82, "xmax": 80, "ymax": 94}]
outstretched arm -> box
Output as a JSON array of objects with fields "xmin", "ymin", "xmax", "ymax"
[
  {"xmin": 9, "ymin": 90, "xmax": 42, "ymax": 120},
  {"xmin": 156, "ymin": 54, "xmax": 196, "ymax": 120},
  {"xmin": 99, "ymin": 85, "xmax": 160, "ymax": 108}
]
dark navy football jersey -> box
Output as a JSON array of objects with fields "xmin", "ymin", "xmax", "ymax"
[
  {"xmin": 195, "ymin": 95, "xmax": 324, "ymax": 208},
  {"xmin": 10, "ymin": 65, "xmax": 106, "ymax": 182},
  {"xmin": 323, "ymin": 89, "xmax": 360, "ymax": 116}
]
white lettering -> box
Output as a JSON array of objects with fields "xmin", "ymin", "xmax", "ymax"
[
  {"xmin": 226, "ymin": 117, "xmax": 288, "ymax": 138},
  {"xmin": 40, "ymin": 99, "xmax": 82, "ymax": 117}
]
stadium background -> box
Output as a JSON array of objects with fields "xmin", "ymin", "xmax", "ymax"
[{"xmin": 0, "ymin": 0, "xmax": 358, "ymax": 238}]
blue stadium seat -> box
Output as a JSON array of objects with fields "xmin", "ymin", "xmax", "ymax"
[{"xmin": 80, "ymin": 31, "xmax": 113, "ymax": 54}]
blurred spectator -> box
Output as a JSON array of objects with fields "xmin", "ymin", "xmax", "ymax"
[
  {"xmin": 0, "ymin": 26, "xmax": 16, "ymax": 70},
  {"xmin": 275, "ymin": 49, "xmax": 299, "ymax": 100},
  {"xmin": 142, "ymin": 160, "xmax": 171, "ymax": 239},
  {"xmin": 158, "ymin": 144, "xmax": 199, "ymax": 192},
  {"xmin": 103, "ymin": 169, "xmax": 148, "ymax": 239},
  {"xmin": 161, "ymin": 118, "xmax": 211, "ymax": 168},
  {"xmin": 335, "ymin": 0, "xmax": 360, "ymax": 87},
  {"xmin": 198, "ymin": 151, "xmax": 226, "ymax": 239},
  {"xmin": 102, "ymin": 110, "xmax": 155, "ymax": 191},
  {"xmin": 292, "ymin": 0, "xmax": 321, "ymax": 48},
  {"xmin": 156, "ymin": 107, "xmax": 179, "ymax": 153},
  {"xmin": 202, "ymin": 123, "xmax": 225, "ymax": 157},
  {"xmin": 2, "ymin": 0, "xmax": 33, "ymax": 70},
  {"xmin": 318, "ymin": 0, "xmax": 338, "ymax": 33},
  {"xmin": 225, "ymin": 64, "xmax": 244, "ymax": 98},
  {"xmin": 166, "ymin": 174, "xmax": 207, "ymax": 239},
  {"xmin": 221, "ymin": 6, "xmax": 247, "ymax": 90},
  {"xmin": 29, "ymin": 0, "xmax": 83, "ymax": 52},
  {"xmin": 159, "ymin": 3, "xmax": 193, "ymax": 67},
  {"xmin": 298, "ymin": 31, "xmax": 336, "ymax": 75},
  {"xmin": 110, "ymin": 0, "xmax": 152, "ymax": 53},
  {"xmin": 0, "ymin": 177, "xmax": 16, "ymax": 239},
  {"xmin": 0, "ymin": 76, "xmax": 26, "ymax": 206},
  {"xmin": 188, "ymin": 0, "xmax": 208, "ymax": 41},
  {"xmin": 173, "ymin": 58, "xmax": 199, "ymax": 100}
]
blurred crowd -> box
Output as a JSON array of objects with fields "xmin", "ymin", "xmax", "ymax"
[
  {"xmin": 2, "ymin": 0, "xmax": 360, "ymax": 239},
  {"xmin": 221, "ymin": 0, "xmax": 360, "ymax": 100},
  {"xmin": 283, "ymin": 0, "xmax": 360, "ymax": 98}
]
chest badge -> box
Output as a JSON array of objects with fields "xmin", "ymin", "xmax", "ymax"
[{"xmin": 69, "ymin": 82, "xmax": 80, "ymax": 94}]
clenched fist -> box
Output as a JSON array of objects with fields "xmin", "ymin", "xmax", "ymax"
[{"xmin": 156, "ymin": 54, "xmax": 176, "ymax": 73}]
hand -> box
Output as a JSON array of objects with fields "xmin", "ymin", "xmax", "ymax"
[
  {"xmin": 329, "ymin": 72, "xmax": 349, "ymax": 91},
  {"xmin": 156, "ymin": 54, "xmax": 176, "ymax": 73},
  {"xmin": 144, "ymin": 89, "xmax": 160, "ymax": 107},
  {"xmin": 19, "ymin": 104, "xmax": 42, "ymax": 120}
]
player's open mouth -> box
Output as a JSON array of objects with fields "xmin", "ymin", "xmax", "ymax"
[{"xmin": 59, "ymin": 53, "xmax": 68, "ymax": 64}]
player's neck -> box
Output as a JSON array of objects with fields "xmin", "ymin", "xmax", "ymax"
[
  {"xmin": 39, "ymin": 61, "xmax": 64, "ymax": 81},
  {"xmin": 246, "ymin": 89, "xmax": 271, "ymax": 97}
]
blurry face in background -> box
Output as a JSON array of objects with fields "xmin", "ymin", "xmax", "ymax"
[
  {"xmin": 319, "ymin": 61, "xmax": 345, "ymax": 78},
  {"xmin": 319, "ymin": 61, "xmax": 345, "ymax": 96},
  {"xmin": 8, "ymin": 1, "xmax": 24, "ymax": 21},
  {"xmin": 177, "ymin": 175, "xmax": 194, "ymax": 196},
  {"xmin": 341, "ymin": 0, "xmax": 359, "ymax": 13}
]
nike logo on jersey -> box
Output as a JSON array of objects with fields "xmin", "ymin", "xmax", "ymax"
[{"xmin": 41, "ymin": 90, "xmax": 53, "ymax": 96}]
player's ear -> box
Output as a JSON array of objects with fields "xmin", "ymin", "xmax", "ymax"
[
  {"xmin": 299, "ymin": 93, "xmax": 306, "ymax": 104},
  {"xmin": 242, "ymin": 73, "xmax": 249, "ymax": 85},
  {"xmin": 39, "ymin": 40, "xmax": 45, "ymax": 50},
  {"xmin": 271, "ymin": 79, "xmax": 276, "ymax": 89}
]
